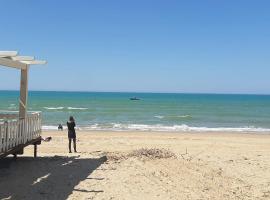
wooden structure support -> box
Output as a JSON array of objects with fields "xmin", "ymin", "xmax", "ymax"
[
  {"xmin": 0, "ymin": 50, "xmax": 46, "ymax": 158},
  {"xmin": 19, "ymin": 67, "xmax": 28, "ymax": 119},
  {"xmin": 0, "ymin": 137, "xmax": 42, "ymax": 159},
  {"xmin": 0, "ymin": 112, "xmax": 42, "ymax": 158}
]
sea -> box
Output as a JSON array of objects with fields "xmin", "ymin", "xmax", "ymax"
[{"xmin": 1, "ymin": 90, "xmax": 270, "ymax": 133}]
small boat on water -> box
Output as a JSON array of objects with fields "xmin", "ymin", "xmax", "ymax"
[{"xmin": 130, "ymin": 97, "xmax": 140, "ymax": 100}]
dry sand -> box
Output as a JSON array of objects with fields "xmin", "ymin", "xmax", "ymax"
[{"xmin": 1, "ymin": 131, "xmax": 270, "ymax": 200}]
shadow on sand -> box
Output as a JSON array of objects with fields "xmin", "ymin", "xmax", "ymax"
[{"xmin": 0, "ymin": 155, "xmax": 107, "ymax": 199}]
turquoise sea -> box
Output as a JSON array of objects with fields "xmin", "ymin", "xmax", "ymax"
[{"xmin": 1, "ymin": 91, "xmax": 270, "ymax": 132}]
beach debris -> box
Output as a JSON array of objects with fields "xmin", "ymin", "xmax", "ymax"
[
  {"xmin": 243, "ymin": 156, "xmax": 249, "ymax": 160},
  {"xmin": 179, "ymin": 147, "xmax": 193, "ymax": 161},
  {"xmin": 106, "ymin": 153, "xmax": 128, "ymax": 162},
  {"xmin": 128, "ymin": 148, "xmax": 176, "ymax": 159},
  {"xmin": 41, "ymin": 136, "xmax": 52, "ymax": 142},
  {"xmin": 106, "ymin": 148, "xmax": 176, "ymax": 162}
]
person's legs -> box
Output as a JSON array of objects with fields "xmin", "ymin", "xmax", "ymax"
[
  {"xmin": 73, "ymin": 138, "xmax": 77, "ymax": 152},
  {"xmin": 68, "ymin": 138, "xmax": 72, "ymax": 153}
]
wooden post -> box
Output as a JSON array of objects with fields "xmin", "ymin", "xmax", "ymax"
[
  {"xmin": 34, "ymin": 144, "xmax": 37, "ymax": 158},
  {"xmin": 4, "ymin": 121, "xmax": 8, "ymax": 152},
  {"xmin": 19, "ymin": 66, "xmax": 28, "ymax": 120}
]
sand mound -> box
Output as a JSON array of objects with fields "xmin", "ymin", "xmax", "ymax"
[
  {"xmin": 107, "ymin": 148, "xmax": 176, "ymax": 162},
  {"xmin": 128, "ymin": 148, "xmax": 176, "ymax": 159}
]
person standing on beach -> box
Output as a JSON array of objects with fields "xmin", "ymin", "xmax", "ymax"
[{"xmin": 67, "ymin": 116, "xmax": 77, "ymax": 153}]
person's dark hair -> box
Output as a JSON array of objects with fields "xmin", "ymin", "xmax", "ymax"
[{"xmin": 69, "ymin": 116, "xmax": 74, "ymax": 122}]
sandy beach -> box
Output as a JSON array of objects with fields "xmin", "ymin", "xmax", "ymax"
[{"xmin": 1, "ymin": 131, "xmax": 270, "ymax": 200}]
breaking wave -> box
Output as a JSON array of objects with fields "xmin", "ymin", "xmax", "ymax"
[
  {"xmin": 154, "ymin": 115, "xmax": 164, "ymax": 119},
  {"xmin": 42, "ymin": 123, "xmax": 270, "ymax": 133},
  {"xmin": 44, "ymin": 107, "xmax": 64, "ymax": 110},
  {"xmin": 43, "ymin": 106, "xmax": 88, "ymax": 110},
  {"xmin": 154, "ymin": 115, "xmax": 192, "ymax": 119},
  {"xmin": 67, "ymin": 107, "xmax": 88, "ymax": 110}
]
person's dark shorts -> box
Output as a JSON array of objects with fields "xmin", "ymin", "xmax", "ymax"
[{"xmin": 68, "ymin": 130, "xmax": 76, "ymax": 139}]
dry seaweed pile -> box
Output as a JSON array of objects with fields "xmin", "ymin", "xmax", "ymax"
[
  {"xmin": 128, "ymin": 148, "xmax": 176, "ymax": 159},
  {"xmin": 107, "ymin": 148, "xmax": 176, "ymax": 162}
]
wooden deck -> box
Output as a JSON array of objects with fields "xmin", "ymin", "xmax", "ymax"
[{"xmin": 0, "ymin": 112, "xmax": 42, "ymax": 158}]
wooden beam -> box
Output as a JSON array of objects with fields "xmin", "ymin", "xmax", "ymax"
[
  {"xmin": 11, "ymin": 56, "xmax": 35, "ymax": 61},
  {"xmin": 19, "ymin": 66, "xmax": 29, "ymax": 119},
  {"xmin": 20, "ymin": 60, "xmax": 47, "ymax": 65},
  {"xmin": 0, "ymin": 57, "xmax": 27, "ymax": 69},
  {"xmin": 0, "ymin": 51, "xmax": 18, "ymax": 57}
]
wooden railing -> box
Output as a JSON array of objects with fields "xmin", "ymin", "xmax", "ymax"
[{"xmin": 0, "ymin": 112, "xmax": 42, "ymax": 154}]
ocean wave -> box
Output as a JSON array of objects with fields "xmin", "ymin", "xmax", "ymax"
[
  {"xmin": 44, "ymin": 107, "xmax": 64, "ymax": 110},
  {"xmin": 43, "ymin": 106, "xmax": 88, "ymax": 110},
  {"xmin": 42, "ymin": 125, "xmax": 82, "ymax": 131},
  {"xmin": 67, "ymin": 107, "xmax": 88, "ymax": 110},
  {"xmin": 176, "ymin": 115, "xmax": 192, "ymax": 118},
  {"xmin": 154, "ymin": 115, "xmax": 192, "ymax": 119},
  {"xmin": 8, "ymin": 103, "xmax": 17, "ymax": 109},
  {"xmin": 154, "ymin": 115, "xmax": 164, "ymax": 119},
  {"xmin": 42, "ymin": 123, "xmax": 270, "ymax": 132},
  {"xmin": 42, "ymin": 125, "xmax": 61, "ymax": 130}
]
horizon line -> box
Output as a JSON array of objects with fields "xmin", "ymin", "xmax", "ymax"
[{"xmin": 1, "ymin": 89, "xmax": 270, "ymax": 96}]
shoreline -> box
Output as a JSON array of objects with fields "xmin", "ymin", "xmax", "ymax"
[
  {"xmin": 42, "ymin": 125, "xmax": 270, "ymax": 133},
  {"xmin": 42, "ymin": 129, "xmax": 270, "ymax": 135}
]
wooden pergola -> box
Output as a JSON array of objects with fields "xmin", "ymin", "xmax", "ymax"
[
  {"xmin": 0, "ymin": 51, "xmax": 46, "ymax": 158},
  {"xmin": 0, "ymin": 51, "xmax": 46, "ymax": 118}
]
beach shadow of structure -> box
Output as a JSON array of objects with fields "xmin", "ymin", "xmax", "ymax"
[{"xmin": 0, "ymin": 155, "xmax": 107, "ymax": 199}]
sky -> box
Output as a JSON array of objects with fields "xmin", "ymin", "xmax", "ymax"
[{"xmin": 0, "ymin": 0, "xmax": 270, "ymax": 94}]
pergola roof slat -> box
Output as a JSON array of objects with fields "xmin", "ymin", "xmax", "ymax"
[
  {"xmin": 0, "ymin": 57, "xmax": 27, "ymax": 69},
  {"xmin": 20, "ymin": 60, "xmax": 47, "ymax": 65},
  {"xmin": 12, "ymin": 56, "xmax": 35, "ymax": 61},
  {"xmin": 0, "ymin": 51, "xmax": 18, "ymax": 57},
  {"xmin": 0, "ymin": 50, "xmax": 47, "ymax": 69}
]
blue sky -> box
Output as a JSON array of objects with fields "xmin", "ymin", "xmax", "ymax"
[{"xmin": 0, "ymin": 0, "xmax": 270, "ymax": 94}]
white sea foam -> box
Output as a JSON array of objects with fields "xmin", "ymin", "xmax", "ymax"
[
  {"xmin": 42, "ymin": 125, "xmax": 81, "ymax": 131},
  {"xmin": 177, "ymin": 115, "xmax": 192, "ymax": 118},
  {"xmin": 8, "ymin": 103, "xmax": 17, "ymax": 109},
  {"xmin": 43, "ymin": 106, "xmax": 88, "ymax": 110},
  {"xmin": 44, "ymin": 107, "xmax": 64, "ymax": 110},
  {"xmin": 42, "ymin": 123, "xmax": 270, "ymax": 133},
  {"xmin": 154, "ymin": 115, "xmax": 164, "ymax": 119},
  {"xmin": 67, "ymin": 107, "xmax": 88, "ymax": 110},
  {"xmin": 155, "ymin": 115, "xmax": 192, "ymax": 119},
  {"xmin": 42, "ymin": 125, "xmax": 61, "ymax": 130},
  {"xmin": 154, "ymin": 115, "xmax": 192, "ymax": 119}
]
